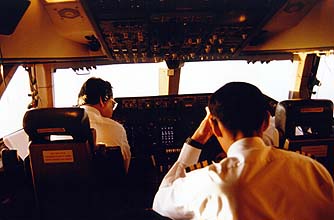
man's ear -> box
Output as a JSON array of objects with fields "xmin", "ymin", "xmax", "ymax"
[
  {"xmin": 99, "ymin": 97, "xmax": 105, "ymax": 106},
  {"xmin": 209, "ymin": 117, "xmax": 223, "ymax": 137}
]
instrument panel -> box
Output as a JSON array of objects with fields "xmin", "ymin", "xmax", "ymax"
[{"xmin": 113, "ymin": 93, "xmax": 221, "ymax": 172}]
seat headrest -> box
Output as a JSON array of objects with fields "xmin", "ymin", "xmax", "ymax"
[
  {"xmin": 23, "ymin": 107, "xmax": 91, "ymax": 142},
  {"xmin": 275, "ymin": 99, "xmax": 333, "ymax": 140}
]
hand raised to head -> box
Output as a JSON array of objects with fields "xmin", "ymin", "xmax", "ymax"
[{"xmin": 191, "ymin": 107, "xmax": 213, "ymax": 145}]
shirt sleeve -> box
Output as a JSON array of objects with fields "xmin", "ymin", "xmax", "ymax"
[{"xmin": 152, "ymin": 143, "xmax": 202, "ymax": 219}]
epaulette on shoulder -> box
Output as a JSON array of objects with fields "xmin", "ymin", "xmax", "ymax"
[
  {"xmin": 185, "ymin": 160, "xmax": 212, "ymax": 173},
  {"xmin": 294, "ymin": 150, "xmax": 315, "ymax": 159},
  {"xmin": 275, "ymin": 146, "xmax": 315, "ymax": 159}
]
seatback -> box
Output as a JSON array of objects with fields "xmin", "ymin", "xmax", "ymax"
[
  {"xmin": 93, "ymin": 144, "xmax": 126, "ymax": 184},
  {"xmin": 23, "ymin": 107, "xmax": 95, "ymax": 220},
  {"xmin": 275, "ymin": 99, "xmax": 334, "ymax": 177},
  {"xmin": 275, "ymin": 99, "xmax": 333, "ymax": 144}
]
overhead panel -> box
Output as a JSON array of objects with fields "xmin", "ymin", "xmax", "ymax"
[{"xmin": 81, "ymin": 0, "xmax": 290, "ymax": 64}]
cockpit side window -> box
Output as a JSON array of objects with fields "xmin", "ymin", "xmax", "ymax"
[
  {"xmin": 312, "ymin": 54, "xmax": 334, "ymax": 112},
  {"xmin": 0, "ymin": 66, "xmax": 30, "ymax": 138}
]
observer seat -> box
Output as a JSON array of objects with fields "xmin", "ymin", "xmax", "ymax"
[
  {"xmin": 23, "ymin": 107, "xmax": 95, "ymax": 220},
  {"xmin": 275, "ymin": 99, "xmax": 334, "ymax": 177}
]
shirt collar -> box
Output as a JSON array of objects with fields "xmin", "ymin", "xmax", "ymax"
[
  {"xmin": 227, "ymin": 137, "xmax": 267, "ymax": 158},
  {"xmin": 81, "ymin": 105, "xmax": 101, "ymax": 116}
]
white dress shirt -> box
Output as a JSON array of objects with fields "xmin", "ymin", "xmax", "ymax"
[
  {"xmin": 82, "ymin": 105, "xmax": 131, "ymax": 172},
  {"xmin": 153, "ymin": 137, "xmax": 334, "ymax": 220},
  {"xmin": 263, "ymin": 116, "xmax": 279, "ymax": 146}
]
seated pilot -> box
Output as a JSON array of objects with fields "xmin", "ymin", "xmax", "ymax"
[
  {"xmin": 77, "ymin": 77, "xmax": 131, "ymax": 173},
  {"xmin": 153, "ymin": 82, "xmax": 334, "ymax": 220}
]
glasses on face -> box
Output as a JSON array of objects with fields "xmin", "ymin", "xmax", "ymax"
[{"xmin": 110, "ymin": 98, "xmax": 118, "ymax": 110}]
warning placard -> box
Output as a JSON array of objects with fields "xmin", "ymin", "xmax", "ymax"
[{"xmin": 43, "ymin": 150, "xmax": 74, "ymax": 163}]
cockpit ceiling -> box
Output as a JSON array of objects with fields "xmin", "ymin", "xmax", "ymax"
[{"xmin": 81, "ymin": 0, "xmax": 309, "ymax": 64}]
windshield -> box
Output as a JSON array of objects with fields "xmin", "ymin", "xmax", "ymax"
[
  {"xmin": 1, "ymin": 57, "xmax": 333, "ymax": 138},
  {"xmin": 179, "ymin": 60, "xmax": 297, "ymax": 101},
  {"xmin": 52, "ymin": 62, "xmax": 164, "ymax": 107},
  {"xmin": 53, "ymin": 60, "xmax": 297, "ymax": 108}
]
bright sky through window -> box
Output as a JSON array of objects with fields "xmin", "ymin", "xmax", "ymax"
[{"xmin": 2, "ymin": 57, "xmax": 333, "ymax": 138}]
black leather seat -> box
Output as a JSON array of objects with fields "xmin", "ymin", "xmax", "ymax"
[{"xmin": 23, "ymin": 107, "xmax": 95, "ymax": 220}]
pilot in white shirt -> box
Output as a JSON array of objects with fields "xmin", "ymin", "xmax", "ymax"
[
  {"xmin": 153, "ymin": 82, "xmax": 334, "ymax": 220},
  {"xmin": 78, "ymin": 77, "xmax": 131, "ymax": 173}
]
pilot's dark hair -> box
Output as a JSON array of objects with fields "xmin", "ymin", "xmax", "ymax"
[
  {"xmin": 208, "ymin": 82, "xmax": 267, "ymax": 137},
  {"xmin": 78, "ymin": 77, "xmax": 113, "ymax": 105}
]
